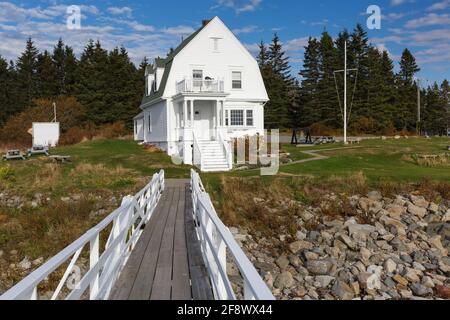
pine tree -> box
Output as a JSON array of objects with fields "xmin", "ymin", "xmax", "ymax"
[
  {"xmin": 0, "ymin": 55, "xmax": 9, "ymax": 125},
  {"xmin": 299, "ymin": 37, "xmax": 321, "ymax": 126},
  {"xmin": 257, "ymin": 41, "xmax": 270, "ymax": 68},
  {"xmin": 399, "ymin": 48, "xmax": 420, "ymax": 83},
  {"xmin": 16, "ymin": 38, "xmax": 39, "ymax": 109},
  {"xmin": 36, "ymin": 50, "xmax": 58, "ymax": 98}
]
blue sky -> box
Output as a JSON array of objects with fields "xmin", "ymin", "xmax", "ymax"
[{"xmin": 0, "ymin": 0, "xmax": 449, "ymax": 85}]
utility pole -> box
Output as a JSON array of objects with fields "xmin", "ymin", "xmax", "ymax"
[
  {"xmin": 344, "ymin": 41, "xmax": 347, "ymax": 144},
  {"xmin": 417, "ymin": 79, "xmax": 421, "ymax": 135},
  {"xmin": 53, "ymin": 102, "xmax": 57, "ymax": 122}
]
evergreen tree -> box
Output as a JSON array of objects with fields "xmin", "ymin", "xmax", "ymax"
[
  {"xmin": 0, "ymin": 56, "xmax": 9, "ymax": 125},
  {"xmin": 257, "ymin": 41, "xmax": 270, "ymax": 68},
  {"xmin": 399, "ymin": 48, "xmax": 420, "ymax": 83},
  {"xmin": 16, "ymin": 38, "xmax": 39, "ymax": 109},
  {"xmin": 36, "ymin": 50, "xmax": 58, "ymax": 98}
]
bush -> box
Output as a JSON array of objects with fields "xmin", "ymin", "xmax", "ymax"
[
  {"xmin": 0, "ymin": 166, "xmax": 14, "ymax": 181},
  {"xmin": 95, "ymin": 121, "xmax": 128, "ymax": 139}
]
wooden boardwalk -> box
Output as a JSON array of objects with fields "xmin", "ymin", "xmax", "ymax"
[{"xmin": 110, "ymin": 179, "xmax": 214, "ymax": 300}]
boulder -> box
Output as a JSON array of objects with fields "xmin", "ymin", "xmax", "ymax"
[
  {"xmin": 384, "ymin": 259, "xmax": 397, "ymax": 274},
  {"xmin": 306, "ymin": 260, "xmax": 332, "ymax": 275},
  {"xmin": 289, "ymin": 240, "xmax": 313, "ymax": 254},
  {"xmin": 276, "ymin": 256, "xmax": 290, "ymax": 270},
  {"xmin": 314, "ymin": 276, "xmax": 335, "ymax": 288},
  {"xmin": 274, "ymin": 272, "xmax": 295, "ymax": 289},
  {"xmin": 332, "ymin": 281, "xmax": 354, "ymax": 300},
  {"xmin": 408, "ymin": 203, "xmax": 427, "ymax": 218},
  {"xmin": 410, "ymin": 283, "xmax": 432, "ymax": 297},
  {"xmin": 386, "ymin": 205, "xmax": 404, "ymax": 219},
  {"xmin": 348, "ymin": 224, "xmax": 376, "ymax": 242},
  {"xmin": 429, "ymin": 235, "xmax": 448, "ymax": 256},
  {"xmin": 19, "ymin": 257, "xmax": 31, "ymax": 270}
]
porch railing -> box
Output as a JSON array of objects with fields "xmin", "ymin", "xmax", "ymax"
[
  {"xmin": 218, "ymin": 131, "xmax": 233, "ymax": 171},
  {"xmin": 0, "ymin": 170, "xmax": 165, "ymax": 300},
  {"xmin": 176, "ymin": 79, "xmax": 225, "ymax": 94},
  {"xmin": 190, "ymin": 169, "xmax": 275, "ymax": 300}
]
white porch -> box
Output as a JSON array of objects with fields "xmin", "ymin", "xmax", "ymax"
[{"xmin": 172, "ymin": 95, "xmax": 232, "ymax": 172}]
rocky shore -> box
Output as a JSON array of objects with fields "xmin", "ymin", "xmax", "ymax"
[{"xmin": 229, "ymin": 192, "xmax": 450, "ymax": 300}]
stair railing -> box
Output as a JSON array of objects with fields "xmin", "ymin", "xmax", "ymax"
[{"xmin": 193, "ymin": 132, "xmax": 203, "ymax": 171}]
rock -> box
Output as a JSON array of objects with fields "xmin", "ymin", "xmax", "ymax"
[
  {"xmin": 443, "ymin": 210, "xmax": 450, "ymax": 223},
  {"xmin": 289, "ymin": 255, "xmax": 301, "ymax": 268},
  {"xmin": 0, "ymin": 250, "xmax": 3, "ymax": 258},
  {"xmin": 332, "ymin": 281, "xmax": 354, "ymax": 300},
  {"xmin": 304, "ymin": 251, "xmax": 319, "ymax": 261},
  {"xmin": 436, "ymin": 285, "xmax": 450, "ymax": 299},
  {"xmin": 338, "ymin": 234, "xmax": 356, "ymax": 250},
  {"xmin": 227, "ymin": 262, "xmax": 240, "ymax": 277},
  {"xmin": 32, "ymin": 257, "xmax": 44, "ymax": 266},
  {"xmin": 289, "ymin": 240, "xmax": 313, "ymax": 254},
  {"xmin": 276, "ymin": 256, "xmax": 290, "ymax": 270},
  {"xmin": 9, "ymin": 250, "xmax": 17, "ymax": 256},
  {"xmin": 407, "ymin": 203, "xmax": 427, "ymax": 218},
  {"xmin": 393, "ymin": 274, "xmax": 409, "ymax": 287},
  {"xmin": 410, "ymin": 195, "xmax": 429, "ymax": 208},
  {"xmin": 274, "ymin": 272, "xmax": 295, "ymax": 289},
  {"xmin": 403, "ymin": 268, "xmax": 420, "ymax": 283},
  {"xmin": 60, "ymin": 197, "xmax": 71, "ymax": 203},
  {"xmin": 314, "ymin": 276, "xmax": 335, "ymax": 288},
  {"xmin": 229, "ymin": 227, "xmax": 239, "ymax": 235},
  {"xmin": 296, "ymin": 231, "xmax": 307, "ymax": 240},
  {"xmin": 428, "ymin": 203, "xmax": 439, "ymax": 213},
  {"xmin": 348, "ymin": 224, "xmax": 376, "ymax": 242},
  {"xmin": 359, "ymin": 247, "xmax": 372, "ymax": 262},
  {"xmin": 384, "ymin": 259, "xmax": 397, "ymax": 274},
  {"xmin": 386, "ymin": 205, "xmax": 404, "ymax": 219},
  {"xmin": 429, "ymin": 235, "xmax": 448, "ymax": 256},
  {"xmin": 306, "ymin": 260, "xmax": 332, "ymax": 275},
  {"xmin": 410, "ymin": 283, "xmax": 431, "ymax": 297},
  {"xmin": 366, "ymin": 273, "xmax": 382, "ymax": 290},
  {"xmin": 380, "ymin": 216, "xmax": 406, "ymax": 235},
  {"xmin": 294, "ymin": 286, "xmax": 307, "ymax": 298},
  {"xmin": 350, "ymin": 282, "xmax": 360, "ymax": 295},
  {"xmin": 368, "ymin": 191, "xmax": 382, "ymax": 201},
  {"xmin": 421, "ymin": 276, "xmax": 435, "ymax": 289},
  {"xmin": 19, "ymin": 257, "xmax": 31, "ymax": 270}
]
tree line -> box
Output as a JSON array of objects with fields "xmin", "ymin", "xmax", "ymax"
[
  {"xmin": 0, "ymin": 38, "xmax": 149, "ymax": 129},
  {"xmin": 258, "ymin": 24, "xmax": 450, "ymax": 135}
]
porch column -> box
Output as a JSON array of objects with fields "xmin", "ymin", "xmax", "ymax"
[
  {"xmin": 221, "ymin": 100, "xmax": 226, "ymax": 127},
  {"xmin": 190, "ymin": 99, "xmax": 194, "ymax": 127},
  {"xmin": 183, "ymin": 99, "xmax": 187, "ymax": 128},
  {"xmin": 216, "ymin": 100, "xmax": 220, "ymax": 128}
]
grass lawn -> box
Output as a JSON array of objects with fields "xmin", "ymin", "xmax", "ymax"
[{"xmin": 278, "ymin": 137, "xmax": 450, "ymax": 183}]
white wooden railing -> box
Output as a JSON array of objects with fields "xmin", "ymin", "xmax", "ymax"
[
  {"xmin": 193, "ymin": 132, "xmax": 204, "ymax": 171},
  {"xmin": 0, "ymin": 170, "xmax": 165, "ymax": 300},
  {"xmin": 176, "ymin": 79, "xmax": 225, "ymax": 94},
  {"xmin": 190, "ymin": 170, "xmax": 275, "ymax": 300},
  {"xmin": 218, "ymin": 131, "xmax": 233, "ymax": 171}
]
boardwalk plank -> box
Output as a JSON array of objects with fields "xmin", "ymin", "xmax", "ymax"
[{"xmin": 109, "ymin": 179, "xmax": 213, "ymax": 301}]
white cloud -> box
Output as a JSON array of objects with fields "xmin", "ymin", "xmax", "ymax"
[
  {"xmin": 405, "ymin": 13, "xmax": 450, "ymax": 28},
  {"xmin": 390, "ymin": 0, "xmax": 414, "ymax": 6},
  {"xmin": 107, "ymin": 7, "xmax": 133, "ymax": 17},
  {"xmin": 232, "ymin": 25, "xmax": 259, "ymax": 34},
  {"xmin": 214, "ymin": 0, "xmax": 262, "ymax": 14},
  {"xmin": 427, "ymin": 0, "xmax": 450, "ymax": 11},
  {"xmin": 162, "ymin": 25, "xmax": 196, "ymax": 36}
]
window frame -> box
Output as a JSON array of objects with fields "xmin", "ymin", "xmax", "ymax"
[
  {"xmin": 147, "ymin": 114, "xmax": 152, "ymax": 133},
  {"xmin": 231, "ymin": 71, "xmax": 242, "ymax": 90},
  {"xmin": 230, "ymin": 109, "xmax": 244, "ymax": 127},
  {"xmin": 246, "ymin": 110, "xmax": 254, "ymax": 127}
]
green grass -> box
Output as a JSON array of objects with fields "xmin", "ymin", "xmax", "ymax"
[{"xmin": 278, "ymin": 138, "xmax": 450, "ymax": 182}]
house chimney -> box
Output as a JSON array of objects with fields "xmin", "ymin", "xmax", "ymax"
[{"xmin": 202, "ymin": 19, "xmax": 211, "ymax": 27}]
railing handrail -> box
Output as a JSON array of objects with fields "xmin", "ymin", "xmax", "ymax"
[
  {"xmin": 193, "ymin": 132, "xmax": 203, "ymax": 170},
  {"xmin": 190, "ymin": 169, "xmax": 275, "ymax": 300},
  {"xmin": 1, "ymin": 170, "xmax": 165, "ymax": 300},
  {"xmin": 176, "ymin": 78, "xmax": 225, "ymax": 94},
  {"xmin": 218, "ymin": 131, "xmax": 232, "ymax": 171}
]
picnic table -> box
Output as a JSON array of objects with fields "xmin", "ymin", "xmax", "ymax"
[
  {"xmin": 2, "ymin": 150, "xmax": 26, "ymax": 161},
  {"xmin": 49, "ymin": 155, "xmax": 72, "ymax": 163},
  {"xmin": 27, "ymin": 145, "xmax": 49, "ymax": 157},
  {"xmin": 347, "ymin": 139, "xmax": 361, "ymax": 145}
]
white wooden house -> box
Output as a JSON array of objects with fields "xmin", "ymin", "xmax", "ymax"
[{"xmin": 133, "ymin": 16, "xmax": 269, "ymax": 172}]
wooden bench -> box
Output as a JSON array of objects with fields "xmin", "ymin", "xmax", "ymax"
[
  {"xmin": 27, "ymin": 146, "xmax": 49, "ymax": 157},
  {"xmin": 2, "ymin": 150, "xmax": 26, "ymax": 161},
  {"xmin": 49, "ymin": 155, "xmax": 71, "ymax": 163}
]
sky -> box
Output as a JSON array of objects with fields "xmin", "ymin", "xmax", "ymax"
[{"xmin": 0, "ymin": 0, "xmax": 449, "ymax": 85}]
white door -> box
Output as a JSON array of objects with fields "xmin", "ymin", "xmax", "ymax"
[{"xmin": 194, "ymin": 106, "xmax": 211, "ymax": 140}]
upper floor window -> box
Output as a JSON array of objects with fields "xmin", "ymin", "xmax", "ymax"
[
  {"xmin": 232, "ymin": 71, "xmax": 242, "ymax": 89},
  {"xmin": 148, "ymin": 115, "xmax": 152, "ymax": 133},
  {"xmin": 213, "ymin": 38, "xmax": 220, "ymax": 52}
]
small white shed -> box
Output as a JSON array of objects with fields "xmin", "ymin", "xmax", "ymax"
[{"xmin": 32, "ymin": 122, "xmax": 60, "ymax": 147}]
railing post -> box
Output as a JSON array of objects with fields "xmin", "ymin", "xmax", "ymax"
[{"xmin": 89, "ymin": 234, "xmax": 100, "ymax": 299}]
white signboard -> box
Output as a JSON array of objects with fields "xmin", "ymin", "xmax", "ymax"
[{"xmin": 32, "ymin": 122, "xmax": 60, "ymax": 147}]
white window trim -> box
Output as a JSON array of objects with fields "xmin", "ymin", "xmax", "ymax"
[
  {"xmin": 231, "ymin": 71, "xmax": 243, "ymax": 90},
  {"xmin": 147, "ymin": 114, "xmax": 152, "ymax": 133},
  {"xmin": 225, "ymin": 107, "xmax": 256, "ymax": 128}
]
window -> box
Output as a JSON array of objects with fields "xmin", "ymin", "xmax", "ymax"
[
  {"xmin": 232, "ymin": 71, "xmax": 242, "ymax": 89},
  {"xmin": 134, "ymin": 121, "xmax": 137, "ymax": 134},
  {"xmin": 225, "ymin": 110, "xmax": 229, "ymax": 126},
  {"xmin": 230, "ymin": 110, "xmax": 244, "ymax": 126},
  {"xmin": 246, "ymin": 110, "xmax": 254, "ymax": 126},
  {"xmin": 213, "ymin": 38, "xmax": 220, "ymax": 51},
  {"xmin": 147, "ymin": 115, "xmax": 152, "ymax": 133}
]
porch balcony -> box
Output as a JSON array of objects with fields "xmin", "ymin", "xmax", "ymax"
[{"xmin": 176, "ymin": 78, "xmax": 225, "ymax": 94}]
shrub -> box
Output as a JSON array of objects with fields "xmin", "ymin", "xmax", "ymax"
[
  {"xmin": 0, "ymin": 166, "xmax": 14, "ymax": 181},
  {"xmin": 95, "ymin": 121, "xmax": 128, "ymax": 139}
]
